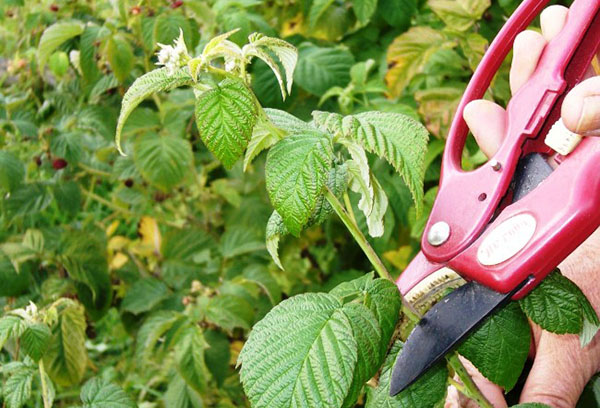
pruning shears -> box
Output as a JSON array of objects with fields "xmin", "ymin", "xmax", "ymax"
[{"xmin": 390, "ymin": 0, "xmax": 600, "ymax": 395}]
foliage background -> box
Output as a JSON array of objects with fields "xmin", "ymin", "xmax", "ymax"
[{"xmin": 1, "ymin": 0, "xmax": 597, "ymax": 407}]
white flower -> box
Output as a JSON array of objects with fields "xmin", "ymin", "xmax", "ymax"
[{"xmin": 156, "ymin": 28, "xmax": 189, "ymax": 74}]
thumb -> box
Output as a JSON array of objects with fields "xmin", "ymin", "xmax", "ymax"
[
  {"xmin": 519, "ymin": 332, "xmax": 593, "ymax": 408},
  {"xmin": 562, "ymin": 76, "xmax": 600, "ymax": 136}
]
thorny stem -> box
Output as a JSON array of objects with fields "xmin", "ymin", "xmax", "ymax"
[
  {"xmin": 447, "ymin": 353, "xmax": 493, "ymax": 408},
  {"xmin": 324, "ymin": 188, "xmax": 421, "ymax": 322},
  {"xmin": 39, "ymin": 360, "xmax": 52, "ymax": 408}
]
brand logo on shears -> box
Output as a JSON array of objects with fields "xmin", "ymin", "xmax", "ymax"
[{"xmin": 477, "ymin": 213, "xmax": 537, "ymax": 266}]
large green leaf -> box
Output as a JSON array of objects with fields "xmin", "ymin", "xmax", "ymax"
[
  {"xmin": 135, "ymin": 311, "xmax": 182, "ymax": 362},
  {"xmin": 365, "ymin": 341, "xmax": 448, "ymax": 408},
  {"xmin": 116, "ymin": 67, "xmax": 194, "ymax": 153},
  {"xmin": 134, "ymin": 133, "xmax": 193, "ymax": 190},
  {"xmin": 204, "ymin": 329, "xmax": 231, "ymax": 387},
  {"xmin": 106, "ymin": 34, "xmax": 134, "ymax": 83},
  {"xmin": 458, "ymin": 302, "xmax": 530, "ymax": 391},
  {"xmin": 21, "ymin": 323, "xmax": 51, "ymax": 362},
  {"xmin": 3, "ymin": 365, "xmax": 35, "ymax": 408},
  {"xmin": 79, "ymin": 25, "xmax": 109, "ymax": 83},
  {"xmin": 520, "ymin": 270, "xmax": 585, "ymax": 334},
  {"xmin": 352, "ymin": 0, "xmax": 378, "ymax": 25},
  {"xmin": 206, "ymin": 294, "xmax": 255, "ymax": 332},
  {"xmin": 176, "ymin": 325, "xmax": 210, "ymax": 394},
  {"xmin": 164, "ymin": 373, "xmax": 204, "ymax": 408},
  {"xmin": 265, "ymin": 131, "xmax": 333, "ymax": 235},
  {"xmin": 121, "ymin": 278, "xmax": 169, "ymax": 315},
  {"xmin": 0, "ymin": 151, "xmax": 25, "ymax": 193},
  {"xmin": 38, "ymin": 21, "xmax": 84, "ymax": 70},
  {"xmin": 295, "ymin": 44, "xmax": 354, "ymax": 96},
  {"xmin": 79, "ymin": 377, "xmax": 136, "ymax": 408},
  {"xmin": 239, "ymin": 293, "xmax": 358, "ymax": 408},
  {"xmin": 0, "ymin": 315, "xmax": 26, "ymax": 350},
  {"xmin": 44, "ymin": 303, "xmax": 88, "ymax": 387},
  {"xmin": 314, "ymin": 111, "xmax": 429, "ymax": 213},
  {"xmin": 194, "ymin": 79, "xmax": 258, "ymax": 168},
  {"xmin": 3, "ymin": 183, "xmax": 53, "ymax": 217}
]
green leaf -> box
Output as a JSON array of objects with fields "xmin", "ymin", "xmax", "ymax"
[
  {"xmin": 428, "ymin": 0, "xmax": 491, "ymax": 31},
  {"xmin": 265, "ymin": 131, "xmax": 333, "ymax": 235},
  {"xmin": 52, "ymin": 181, "xmax": 81, "ymax": 216},
  {"xmin": 511, "ymin": 404, "xmax": 552, "ymax": 408},
  {"xmin": 220, "ymin": 227, "xmax": 265, "ymax": 258},
  {"xmin": 458, "ymin": 302, "xmax": 530, "ymax": 391},
  {"xmin": 164, "ymin": 373, "xmax": 204, "ymax": 408},
  {"xmin": 116, "ymin": 67, "xmax": 193, "ymax": 154},
  {"xmin": 204, "ymin": 329, "xmax": 231, "ymax": 387},
  {"xmin": 520, "ymin": 270, "xmax": 585, "ymax": 334},
  {"xmin": 21, "ymin": 323, "xmax": 51, "ymax": 362},
  {"xmin": 308, "ymin": 0, "xmax": 335, "ymax": 28},
  {"xmin": 386, "ymin": 27, "xmax": 452, "ymax": 96},
  {"xmin": 0, "ymin": 315, "xmax": 25, "ymax": 350},
  {"xmin": 38, "ymin": 21, "xmax": 84, "ymax": 70},
  {"xmin": 134, "ymin": 133, "xmax": 193, "ymax": 191},
  {"xmin": 4, "ymin": 183, "xmax": 53, "ymax": 217},
  {"xmin": 352, "ymin": 0, "xmax": 378, "ymax": 25},
  {"xmin": 244, "ymin": 34, "xmax": 298, "ymax": 99},
  {"xmin": 50, "ymin": 131, "xmax": 83, "ymax": 163},
  {"xmin": 330, "ymin": 274, "xmax": 401, "ymax": 357},
  {"xmin": 206, "ymin": 294, "xmax": 254, "ymax": 332},
  {"xmin": 107, "ymin": 34, "xmax": 134, "ymax": 83},
  {"xmin": 239, "ymin": 293, "xmax": 358, "ymax": 408},
  {"xmin": 80, "ymin": 377, "xmax": 136, "ymax": 408},
  {"xmin": 243, "ymin": 265, "xmax": 282, "ymax": 305},
  {"xmin": 136, "ymin": 311, "xmax": 181, "ymax": 362},
  {"xmin": 3, "ymin": 366, "xmax": 34, "ymax": 408},
  {"xmin": 365, "ymin": 341, "xmax": 448, "ymax": 408},
  {"xmin": 265, "ymin": 108, "xmax": 315, "ymax": 134},
  {"xmin": 265, "ymin": 210, "xmax": 288, "ymax": 269},
  {"xmin": 80, "ymin": 25, "xmax": 110, "ymax": 83},
  {"xmin": 59, "ymin": 230, "xmax": 111, "ymax": 317},
  {"xmin": 243, "ymin": 118, "xmax": 280, "ymax": 171},
  {"xmin": 176, "ymin": 325, "xmax": 210, "ymax": 394},
  {"xmin": 121, "ymin": 278, "xmax": 169, "ymax": 315},
  {"xmin": 44, "ymin": 303, "xmax": 88, "ymax": 387},
  {"xmin": 195, "ymin": 79, "xmax": 258, "ymax": 168},
  {"xmin": 0, "ymin": 151, "xmax": 25, "ymax": 193},
  {"xmin": 295, "ymin": 44, "xmax": 354, "ymax": 96},
  {"xmin": 314, "ymin": 111, "xmax": 429, "ymax": 213}
]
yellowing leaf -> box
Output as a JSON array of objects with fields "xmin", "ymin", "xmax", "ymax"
[
  {"xmin": 428, "ymin": 0, "xmax": 491, "ymax": 32},
  {"xmin": 386, "ymin": 27, "xmax": 453, "ymax": 96},
  {"xmin": 415, "ymin": 86, "xmax": 464, "ymax": 139},
  {"xmin": 108, "ymin": 236, "xmax": 129, "ymax": 251},
  {"xmin": 106, "ymin": 221, "xmax": 120, "ymax": 237},
  {"xmin": 138, "ymin": 217, "xmax": 161, "ymax": 256},
  {"xmin": 384, "ymin": 245, "xmax": 413, "ymax": 270},
  {"xmin": 110, "ymin": 253, "xmax": 129, "ymax": 270}
]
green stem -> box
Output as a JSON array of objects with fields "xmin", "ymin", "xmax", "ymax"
[
  {"xmin": 324, "ymin": 188, "xmax": 421, "ymax": 322},
  {"xmin": 77, "ymin": 163, "xmax": 111, "ymax": 178},
  {"xmin": 39, "ymin": 360, "xmax": 52, "ymax": 408},
  {"xmin": 447, "ymin": 352, "xmax": 493, "ymax": 408},
  {"xmin": 343, "ymin": 192, "xmax": 358, "ymax": 226}
]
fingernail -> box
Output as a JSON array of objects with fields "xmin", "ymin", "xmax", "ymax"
[
  {"xmin": 575, "ymin": 95, "xmax": 600, "ymax": 134},
  {"xmin": 581, "ymin": 129, "xmax": 600, "ymax": 137}
]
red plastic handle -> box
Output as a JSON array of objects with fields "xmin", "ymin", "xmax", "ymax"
[{"xmin": 422, "ymin": 0, "xmax": 600, "ymax": 263}]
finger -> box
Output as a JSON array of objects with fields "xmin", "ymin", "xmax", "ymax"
[
  {"xmin": 510, "ymin": 31, "xmax": 547, "ymax": 94},
  {"xmin": 540, "ymin": 5, "xmax": 568, "ymax": 42},
  {"xmin": 561, "ymin": 76, "xmax": 600, "ymax": 136},
  {"xmin": 519, "ymin": 333, "xmax": 596, "ymax": 408},
  {"xmin": 463, "ymin": 100, "xmax": 507, "ymax": 157},
  {"xmin": 454, "ymin": 358, "xmax": 508, "ymax": 408}
]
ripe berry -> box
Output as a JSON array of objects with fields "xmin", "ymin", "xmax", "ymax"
[
  {"xmin": 52, "ymin": 158, "xmax": 68, "ymax": 170},
  {"xmin": 49, "ymin": 4, "xmax": 59, "ymax": 12},
  {"xmin": 170, "ymin": 0, "xmax": 183, "ymax": 8},
  {"xmin": 124, "ymin": 179, "xmax": 134, "ymax": 188},
  {"xmin": 34, "ymin": 156, "xmax": 42, "ymax": 167}
]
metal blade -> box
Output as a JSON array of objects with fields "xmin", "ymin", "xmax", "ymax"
[{"xmin": 390, "ymin": 280, "xmax": 527, "ymax": 396}]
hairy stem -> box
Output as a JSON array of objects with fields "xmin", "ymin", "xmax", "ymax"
[
  {"xmin": 447, "ymin": 352, "xmax": 493, "ymax": 408},
  {"xmin": 324, "ymin": 188, "xmax": 421, "ymax": 322},
  {"xmin": 39, "ymin": 360, "xmax": 52, "ymax": 408}
]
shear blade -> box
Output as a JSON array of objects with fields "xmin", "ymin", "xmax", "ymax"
[{"xmin": 390, "ymin": 281, "xmax": 522, "ymax": 396}]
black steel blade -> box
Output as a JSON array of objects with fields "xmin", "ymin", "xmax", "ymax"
[{"xmin": 390, "ymin": 280, "xmax": 527, "ymax": 396}]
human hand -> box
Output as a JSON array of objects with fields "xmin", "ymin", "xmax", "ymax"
[{"xmin": 445, "ymin": 5, "xmax": 600, "ymax": 408}]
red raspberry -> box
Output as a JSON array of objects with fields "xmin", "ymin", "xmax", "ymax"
[
  {"xmin": 52, "ymin": 158, "xmax": 68, "ymax": 170},
  {"xmin": 170, "ymin": 0, "xmax": 183, "ymax": 9},
  {"xmin": 49, "ymin": 4, "xmax": 59, "ymax": 12}
]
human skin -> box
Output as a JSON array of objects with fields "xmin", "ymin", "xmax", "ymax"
[{"xmin": 444, "ymin": 6, "xmax": 600, "ymax": 408}]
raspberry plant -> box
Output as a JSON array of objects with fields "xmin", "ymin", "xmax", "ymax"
[{"xmin": 1, "ymin": 1, "xmax": 600, "ymax": 408}]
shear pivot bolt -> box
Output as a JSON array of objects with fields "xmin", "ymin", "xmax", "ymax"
[
  {"xmin": 427, "ymin": 221, "xmax": 450, "ymax": 246},
  {"xmin": 490, "ymin": 159, "xmax": 501, "ymax": 171}
]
